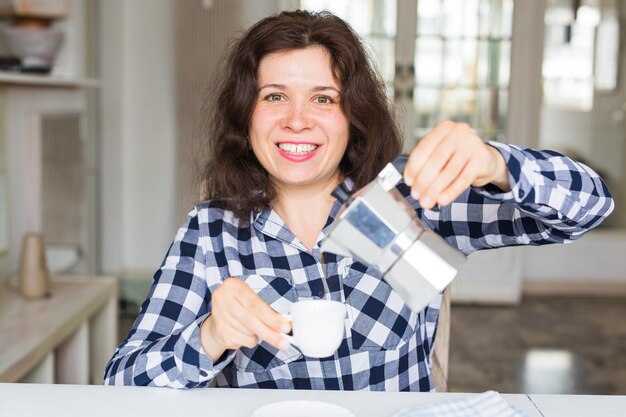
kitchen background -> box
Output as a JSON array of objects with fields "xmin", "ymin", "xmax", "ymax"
[{"xmin": 0, "ymin": 0, "xmax": 624, "ymax": 394}]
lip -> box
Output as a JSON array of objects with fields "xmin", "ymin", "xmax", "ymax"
[{"xmin": 276, "ymin": 142, "xmax": 320, "ymax": 162}]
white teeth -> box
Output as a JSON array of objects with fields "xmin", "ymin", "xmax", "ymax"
[{"xmin": 278, "ymin": 143, "xmax": 318, "ymax": 155}]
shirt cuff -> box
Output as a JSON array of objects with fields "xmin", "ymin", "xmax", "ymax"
[
  {"xmin": 472, "ymin": 141, "xmax": 530, "ymax": 203},
  {"xmin": 175, "ymin": 313, "xmax": 236, "ymax": 384}
]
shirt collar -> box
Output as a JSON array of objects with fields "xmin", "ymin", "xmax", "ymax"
[{"xmin": 252, "ymin": 177, "xmax": 354, "ymax": 250}]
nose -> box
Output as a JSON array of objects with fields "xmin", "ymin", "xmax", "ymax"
[{"xmin": 281, "ymin": 101, "xmax": 312, "ymax": 132}]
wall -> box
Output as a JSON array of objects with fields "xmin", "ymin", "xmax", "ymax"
[
  {"xmin": 54, "ymin": 0, "xmax": 87, "ymax": 78},
  {"xmin": 99, "ymin": 0, "xmax": 176, "ymax": 278},
  {"xmin": 522, "ymin": 230, "xmax": 626, "ymax": 283},
  {"xmin": 525, "ymin": 7, "xmax": 626, "ymax": 284}
]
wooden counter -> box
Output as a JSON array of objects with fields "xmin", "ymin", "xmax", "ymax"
[{"xmin": 0, "ymin": 275, "xmax": 117, "ymax": 384}]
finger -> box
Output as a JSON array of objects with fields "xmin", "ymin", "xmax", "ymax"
[
  {"xmin": 218, "ymin": 305, "xmax": 260, "ymax": 337},
  {"xmin": 251, "ymin": 321, "xmax": 290, "ymax": 351},
  {"xmin": 217, "ymin": 296, "xmax": 287, "ymax": 351},
  {"xmin": 242, "ymin": 291, "xmax": 291, "ymax": 334},
  {"xmin": 211, "ymin": 278, "xmax": 256, "ymax": 334},
  {"xmin": 219, "ymin": 277, "xmax": 288, "ymax": 334},
  {"xmin": 227, "ymin": 303, "xmax": 288, "ymax": 351},
  {"xmin": 208, "ymin": 309, "xmax": 258, "ymax": 349},
  {"xmin": 222, "ymin": 326, "xmax": 259, "ymax": 350},
  {"xmin": 216, "ymin": 278, "xmax": 291, "ymax": 350},
  {"xmin": 437, "ymin": 162, "xmax": 478, "ymax": 206},
  {"xmin": 422, "ymin": 153, "xmax": 470, "ymax": 209},
  {"xmin": 410, "ymin": 139, "xmax": 456, "ymax": 203},
  {"xmin": 411, "ymin": 122, "xmax": 475, "ymax": 202},
  {"xmin": 404, "ymin": 121, "xmax": 455, "ymax": 185},
  {"xmin": 212, "ymin": 278, "xmax": 274, "ymax": 343},
  {"xmin": 243, "ymin": 301, "xmax": 291, "ymax": 350}
]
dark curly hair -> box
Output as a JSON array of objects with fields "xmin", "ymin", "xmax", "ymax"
[{"xmin": 200, "ymin": 9, "xmax": 402, "ymax": 222}]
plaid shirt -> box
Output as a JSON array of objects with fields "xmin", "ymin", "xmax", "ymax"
[{"xmin": 104, "ymin": 142, "xmax": 614, "ymax": 390}]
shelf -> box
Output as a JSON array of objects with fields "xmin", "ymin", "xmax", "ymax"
[{"xmin": 0, "ymin": 72, "xmax": 99, "ymax": 88}]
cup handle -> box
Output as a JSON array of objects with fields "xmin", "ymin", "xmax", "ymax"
[{"xmin": 282, "ymin": 334, "xmax": 297, "ymax": 348}]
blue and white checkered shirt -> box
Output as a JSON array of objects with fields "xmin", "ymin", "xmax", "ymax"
[{"xmin": 104, "ymin": 142, "xmax": 614, "ymax": 390}]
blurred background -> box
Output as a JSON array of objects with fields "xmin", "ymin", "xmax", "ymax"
[{"xmin": 0, "ymin": 0, "xmax": 624, "ymax": 394}]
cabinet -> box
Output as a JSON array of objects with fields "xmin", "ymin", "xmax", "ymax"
[
  {"xmin": 0, "ymin": 0, "xmax": 99, "ymax": 277},
  {"xmin": 0, "ymin": 275, "xmax": 117, "ymax": 384},
  {"xmin": 0, "ymin": 77, "xmax": 99, "ymax": 277}
]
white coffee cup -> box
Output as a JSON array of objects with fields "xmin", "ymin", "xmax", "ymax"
[{"xmin": 282, "ymin": 299, "xmax": 346, "ymax": 358}]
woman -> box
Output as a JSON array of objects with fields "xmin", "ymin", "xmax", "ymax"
[{"xmin": 104, "ymin": 10, "xmax": 614, "ymax": 390}]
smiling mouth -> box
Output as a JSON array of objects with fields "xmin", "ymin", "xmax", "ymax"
[{"xmin": 277, "ymin": 143, "xmax": 319, "ymax": 155}]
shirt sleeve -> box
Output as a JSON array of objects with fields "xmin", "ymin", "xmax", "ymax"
[
  {"xmin": 103, "ymin": 205, "xmax": 234, "ymax": 388},
  {"xmin": 416, "ymin": 142, "xmax": 615, "ymax": 255}
]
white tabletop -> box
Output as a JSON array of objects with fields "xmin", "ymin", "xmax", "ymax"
[
  {"xmin": 529, "ymin": 394, "xmax": 626, "ymax": 417},
  {"xmin": 2, "ymin": 383, "xmax": 625, "ymax": 416},
  {"xmin": 0, "ymin": 383, "xmax": 542, "ymax": 417}
]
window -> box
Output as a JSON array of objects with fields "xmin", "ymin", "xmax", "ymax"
[
  {"xmin": 301, "ymin": 0, "xmax": 514, "ymax": 144},
  {"xmin": 413, "ymin": 0, "xmax": 514, "ymax": 142},
  {"xmin": 543, "ymin": 0, "xmax": 619, "ymax": 111}
]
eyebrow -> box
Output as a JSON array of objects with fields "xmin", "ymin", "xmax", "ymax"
[{"xmin": 258, "ymin": 83, "xmax": 340, "ymax": 93}]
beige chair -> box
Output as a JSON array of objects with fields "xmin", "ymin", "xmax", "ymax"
[{"xmin": 431, "ymin": 288, "xmax": 451, "ymax": 392}]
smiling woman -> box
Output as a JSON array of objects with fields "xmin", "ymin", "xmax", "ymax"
[
  {"xmin": 250, "ymin": 47, "xmax": 349, "ymax": 205},
  {"xmin": 201, "ymin": 11, "xmax": 402, "ymax": 223},
  {"xmin": 104, "ymin": 9, "xmax": 613, "ymax": 392},
  {"xmin": 249, "ymin": 50, "xmax": 349, "ymax": 251}
]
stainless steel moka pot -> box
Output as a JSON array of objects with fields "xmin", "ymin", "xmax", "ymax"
[{"xmin": 321, "ymin": 155, "xmax": 466, "ymax": 313}]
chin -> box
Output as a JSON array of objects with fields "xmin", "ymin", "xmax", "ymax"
[{"xmin": 276, "ymin": 173, "xmax": 320, "ymax": 187}]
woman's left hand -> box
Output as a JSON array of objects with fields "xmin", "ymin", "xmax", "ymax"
[{"xmin": 403, "ymin": 120, "xmax": 511, "ymax": 210}]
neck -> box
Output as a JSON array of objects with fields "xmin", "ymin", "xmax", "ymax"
[{"xmin": 271, "ymin": 174, "xmax": 342, "ymax": 251}]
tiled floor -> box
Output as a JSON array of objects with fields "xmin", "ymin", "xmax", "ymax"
[
  {"xmin": 448, "ymin": 295, "xmax": 626, "ymax": 395},
  {"xmin": 117, "ymin": 295, "xmax": 626, "ymax": 394}
]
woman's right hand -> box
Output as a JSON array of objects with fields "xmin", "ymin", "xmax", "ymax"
[{"xmin": 200, "ymin": 277, "xmax": 291, "ymax": 363}]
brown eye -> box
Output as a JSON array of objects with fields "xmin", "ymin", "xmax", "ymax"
[
  {"xmin": 265, "ymin": 94, "xmax": 283, "ymax": 102},
  {"xmin": 314, "ymin": 96, "xmax": 334, "ymax": 104}
]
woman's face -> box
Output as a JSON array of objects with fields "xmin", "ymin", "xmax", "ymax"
[{"xmin": 249, "ymin": 46, "xmax": 349, "ymax": 193}]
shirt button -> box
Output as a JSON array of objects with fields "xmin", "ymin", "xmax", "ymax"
[
  {"xmin": 519, "ymin": 189, "xmax": 525, "ymax": 198},
  {"xmin": 200, "ymin": 370, "xmax": 208, "ymax": 377}
]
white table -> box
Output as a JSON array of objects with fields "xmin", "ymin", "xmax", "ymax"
[
  {"xmin": 3, "ymin": 383, "xmax": 624, "ymax": 417},
  {"xmin": 528, "ymin": 394, "xmax": 626, "ymax": 417},
  {"xmin": 0, "ymin": 275, "xmax": 117, "ymax": 384}
]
